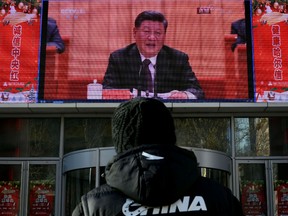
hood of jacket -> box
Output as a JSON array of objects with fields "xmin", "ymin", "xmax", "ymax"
[{"xmin": 105, "ymin": 144, "xmax": 199, "ymax": 207}]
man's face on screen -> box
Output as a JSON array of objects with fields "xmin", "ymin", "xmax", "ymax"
[{"xmin": 134, "ymin": 20, "xmax": 166, "ymax": 58}]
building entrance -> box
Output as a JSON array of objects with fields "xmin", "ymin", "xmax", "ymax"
[
  {"xmin": 0, "ymin": 161, "xmax": 59, "ymax": 216},
  {"xmin": 63, "ymin": 147, "xmax": 232, "ymax": 215}
]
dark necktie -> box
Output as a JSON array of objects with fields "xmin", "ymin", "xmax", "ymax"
[{"xmin": 142, "ymin": 59, "xmax": 153, "ymax": 92}]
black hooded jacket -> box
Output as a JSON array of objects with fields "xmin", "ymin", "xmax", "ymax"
[{"xmin": 72, "ymin": 144, "xmax": 244, "ymax": 216}]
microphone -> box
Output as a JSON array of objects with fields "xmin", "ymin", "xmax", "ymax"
[
  {"xmin": 137, "ymin": 64, "xmax": 143, "ymax": 97},
  {"xmin": 153, "ymin": 64, "xmax": 158, "ymax": 98}
]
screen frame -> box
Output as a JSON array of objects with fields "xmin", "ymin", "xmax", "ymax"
[{"xmin": 37, "ymin": 0, "xmax": 255, "ymax": 103}]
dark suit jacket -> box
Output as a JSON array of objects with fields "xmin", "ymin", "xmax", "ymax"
[
  {"xmin": 102, "ymin": 43, "xmax": 205, "ymax": 99},
  {"xmin": 47, "ymin": 17, "xmax": 65, "ymax": 53},
  {"xmin": 231, "ymin": 18, "xmax": 246, "ymax": 52}
]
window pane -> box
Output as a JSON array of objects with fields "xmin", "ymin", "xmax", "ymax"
[
  {"xmin": 235, "ymin": 117, "xmax": 288, "ymax": 156},
  {"xmin": 174, "ymin": 118, "xmax": 231, "ymax": 154},
  {"xmin": 64, "ymin": 118, "xmax": 112, "ymax": 153},
  {"xmin": 0, "ymin": 118, "xmax": 61, "ymax": 157},
  {"xmin": 273, "ymin": 163, "xmax": 288, "ymax": 215},
  {"xmin": 29, "ymin": 164, "xmax": 56, "ymax": 216},
  {"xmin": 269, "ymin": 118, "xmax": 288, "ymax": 156},
  {"xmin": 65, "ymin": 168, "xmax": 96, "ymax": 216},
  {"xmin": 239, "ymin": 164, "xmax": 267, "ymax": 215},
  {"xmin": 0, "ymin": 165, "xmax": 21, "ymax": 215}
]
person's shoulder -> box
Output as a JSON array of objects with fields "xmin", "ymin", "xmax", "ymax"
[
  {"xmin": 232, "ymin": 18, "xmax": 245, "ymax": 26},
  {"xmin": 196, "ymin": 176, "xmax": 241, "ymax": 204},
  {"xmin": 162, "ymin": 45, "xmax": 186, "ymax": 54},
  {"xmin": 47, "ymin": 17, "xmax": 58, "ymax": 30},
  {"xmin": 74, "ymin": 184, "xmax": 126, "ymax": 216},
  {"xmin": 85, "ymin": 184, "xmax": 118, "ymax": 199},
  {"xmin": 161, "ymin": 45, "xmax": 188, "ymax": 58},
  {"xmin": 87, "ymin": 184, "xmax": 126, "ymax": 202},
  {"xmin": 195, "ymin": 176, "xmax": 231, "ymax": 195},
  {"xmin": 111, "ymin": 43, "xmax": 137, "ymax": 56},
  {"xmin": 193, "ymin": 177, "xmax": 243, "ymax": 215},
  {"xmin": 48, "ymin": 17, "xmax": 57, "ymax": 24}
]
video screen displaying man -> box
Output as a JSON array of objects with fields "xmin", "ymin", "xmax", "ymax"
[
  {"xmin": 41, "ymin": 0, "xmax": 251, "ymax": 102},
  {"xmin": 102, "ymin": 10, "xmax": 205, "ymax": 100}
]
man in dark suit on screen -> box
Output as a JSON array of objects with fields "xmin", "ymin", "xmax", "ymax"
[{"xmin": 102, "ymin": 10, "xmax": 204, "ymax": 100}]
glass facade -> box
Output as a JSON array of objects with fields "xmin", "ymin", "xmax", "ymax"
[
  {"xmin": 64, "ymin": 118, "xmax": 112, "ymax": 154},
  {"xmin": 235, "ymin": 117, "xmax": 288, "ymax": 156},
  {"xmin": 0, "ymin": 118, "xmax": 61, "ymax": 157},
  {"xmin": 174, "ymin": 118, "xmax": 231, "ymax": 153}
]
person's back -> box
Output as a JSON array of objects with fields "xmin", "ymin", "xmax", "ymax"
[{"xmin": 72, "ymin": 97, "xmax": 243, "ymax": 216}]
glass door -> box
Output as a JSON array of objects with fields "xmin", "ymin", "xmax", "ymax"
[
  {"xmin": 272, "ymin": 161, "xmax": 288, "ymax": 216},
  {"xmin": 0, "ymin": 164, "xmax": 22, "ymax": 216},
  {"xmin": 237, "ymin": 160, "xmax": 288, "ymax": 216},
  {"xmin": 0, "ymin": 161, "xmax": 59, "ymax": 216},
  {"xmin": 63, "ymin": 147, "xmax": 233, "ymax": 215},
  {"xmin": 237, "ymin": 162, "xmax": 268, "ymax": 216},
  {"xmin": 28, "ymin": 163, "xmax": 58, "ymax": 216}
]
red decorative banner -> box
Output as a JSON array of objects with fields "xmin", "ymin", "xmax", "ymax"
[
  {"xmin": 0, "ymin": 8, "xmax": 40, "ymax": 103},
  {"xmin": 253, "ymin": 5, "xmax": 288, "ymax": 102},
  {"xmin": 274, "ymin": 180, "xmax": 288, "ymax": 215},
  {"xmin": 29, "ymin": 183, "xmax": 54, "ymax": 216},
  {"xmin": 0, "ymin": 181, "xmax": 20, "ymax": 216},
  {"xmin": 241, "ymin": 180, "xmax": 267, "ymax": 215}
]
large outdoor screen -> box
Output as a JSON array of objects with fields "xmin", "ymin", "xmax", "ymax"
[
  {"xmin": 1, "ymin": 0, "xmax": 260, "ymax": 103},
  {"xmin": 38, "ymin": 0, "xmax": 256, "ymax": 103}
]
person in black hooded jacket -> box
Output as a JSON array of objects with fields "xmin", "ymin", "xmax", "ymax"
[{"xmin": 72, "ymin": 97, "xmax": 244, "ymax": 216}]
